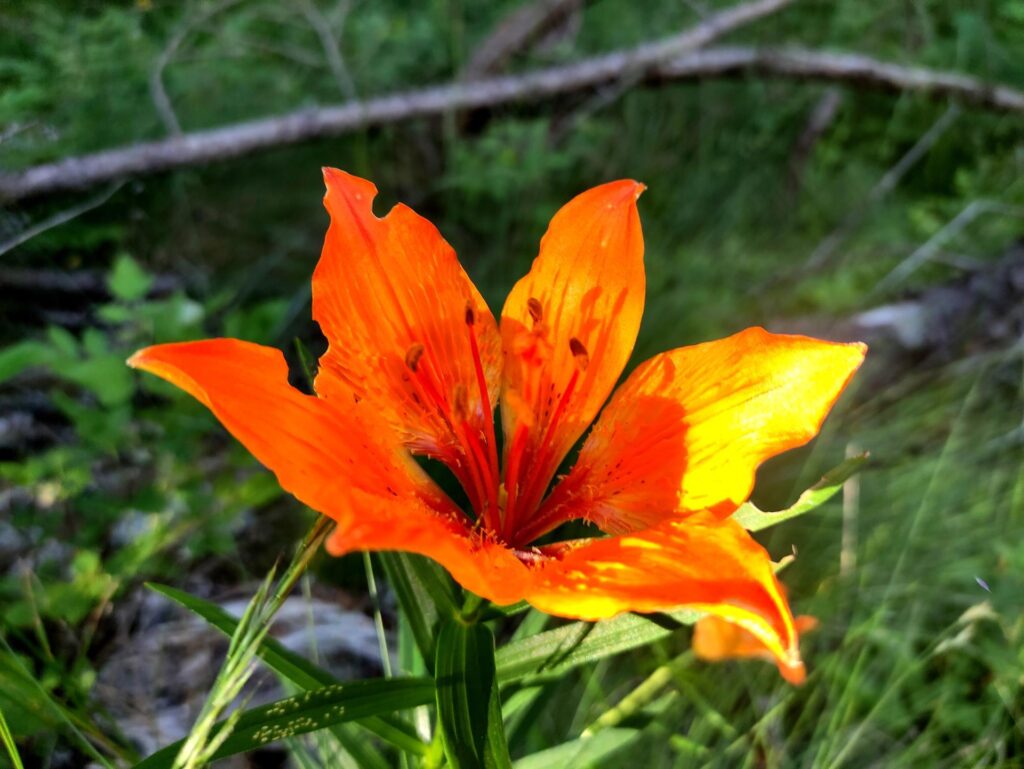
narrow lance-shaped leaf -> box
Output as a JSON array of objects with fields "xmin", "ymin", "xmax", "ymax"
[
  {"xmin": 146, "ymin": 583, "xmax": 426, "ymax": 755},
  {"xmin": 133, "ymin": 679, "xmax": 435, "ymax": 769},
  {"xmin": 511, "ymin": 728, "xmax": 643, "ymax": 769},
  {"xmin": 495, "ymin": 608, "xmax": 700, "ymax": 684},
  {"xmin": 379, "ymin": 552, "xmax": 460, "ymax": 671},
  {"xmin": 435, "ymin": 619, "xmax": 512, "ymax": 769},
  {"xmin": 732, "ymin": 452, "xmax": 869, "ymax": 532}
]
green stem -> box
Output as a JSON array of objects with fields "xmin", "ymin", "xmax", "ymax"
[
  {"xmin": 420, "ymin": 730, "xmax": 447, "ymax": 769},
  {"xmin": 582, "ymin": 651, "xmax": 694, "ymax": 736},
  {"xmin": 363, "ymin": 551, "xmax": 394, "ymax": 678},
  {"xmin": 459, "ymin": 592, "xmax": 485, "ymax": 623}
]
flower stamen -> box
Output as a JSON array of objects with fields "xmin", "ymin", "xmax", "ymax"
[{"xmin": 464, "ymin": 302, "xmax": 500, "ymax": 528}]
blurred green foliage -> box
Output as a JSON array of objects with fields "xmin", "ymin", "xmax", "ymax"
[{"xmin": 1, "ymin": 0, "xmax": 1023, "ymax": 767}]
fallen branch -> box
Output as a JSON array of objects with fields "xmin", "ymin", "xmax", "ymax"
[
  {"xmin": 655, "ymin": 46, "xmax": 1024, "ymax": 112},
  {"xmin": 7, "ymin": 25, "xmax": 1024, "ymax": 202},
  {"xmin": 0, "ymin": 0, "xmax": 792, "ymax": 203}
]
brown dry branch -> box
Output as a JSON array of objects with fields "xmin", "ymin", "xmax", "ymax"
[
  {"xmin": 0, "ymin": 0, "xmax": 793, "ymax": 202},
  {"xmin": 462, "ymin": 0, "xmax": 584, "ymax": 80},
  {"xmin": 654, "ymin": 46, "xmax": 1024, "ymax": 112},
  {"xmin": 7, "ymin": 27, "xmax": 1024, "ymax": 201}
]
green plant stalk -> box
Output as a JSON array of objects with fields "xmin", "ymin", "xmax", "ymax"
[
  {"xmin": 360, "ymin": 554, "xmax": 412, "ymax": 769},
  {"xmin": 363, "ymin": 552, "xmax": 394, "ymax": 677},
  {"xmin": 582, "ymin": 652, "xmax": 694, "ymax": 736}
]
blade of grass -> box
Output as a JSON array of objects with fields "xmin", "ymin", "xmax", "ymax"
[
  {"xmin": 0, "ymin": 635, "xmax": 118, "ymax": 769},
  {"xmin": 815, "ymin": 373, "xmax": 984, "ymax": 767},
  {"xmin": 0, "ymin": 706, "xmax": 26, "ymax": 769}
]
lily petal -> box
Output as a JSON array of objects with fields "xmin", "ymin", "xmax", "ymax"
[
  {"xmin": 128, "ymin": 339, "xmax": 470, "ymax": 547},
  {"xmin": 528, "ymin": 328, "xmax": 866, "ymax": 539},
  {"xmin": 314, "ymin": 169, "xmax": 502, "ymax": 516},
  {"xmin": 693, "ymin": 613, "xmax": 818, "ymax": 684},
  {"xmin": 524, "ymin": 512, "xmax": 806, "ymax": 683},
  {"xmin": 499, "ymin": 180, "xmax": 645, "ymax": 542},
  {"xmin": 328, "ymin": 501, "xmax": 806, "ymax": 682}
]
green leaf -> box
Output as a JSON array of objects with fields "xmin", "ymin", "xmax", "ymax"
[
  {"xmin": 133, "ymin": 678, "xmax": 434, "ymax": 769},
  {"xmin": 0, "ymin": 340, "xmax": 55, "ymax": 383},
  {"xmin": 511, "ymin": 728, "xmax": 641, "ymax": 769},
  {"xmin": 108, "ymin": 253, "xmax": 153, "ymax": 301},
  {"xmin": 63, "ymin": 354, "xmax": 135, "ymax": 406},
  {"xmin": 146, "ymin": 584, "xmax": 426, "ymax": 756},
  {"xmin": 732, "ymin": 453, "xmax": 869, "ymax": 532},
  {"xmin": 46, "ymin": 326, "xmax": 79, "ymax": 357},
  {"xmin": 379, "ymin": 553, "xmax": 460, "ymax": 671},
  {"xmin": 435, "ymin": 619, "xmax": 512, "ymax": 769},
  {"xmin": 496, "ymin": 609, "xmax": 700, "ymax": 684}
]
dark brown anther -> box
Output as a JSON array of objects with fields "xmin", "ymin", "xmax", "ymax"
[
  {"xmin": 405, "ymin": 342, "xmax": 425, "ymax": 372},
  {"xmin": 453, "ymin": 382, "xmax": 468, "ymax": 419},
  {"xmin": 527, "ymin": 297, "xmax": 543, "ymax": 326},
  {"xmin": 465, "ymin": 302, "xmax": 476, "ymax": 326},
  {"xmin": 569, "ymin": 337, "xmax": 590, "ymax": 371}
]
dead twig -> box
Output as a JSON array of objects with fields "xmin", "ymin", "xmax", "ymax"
[
  {"xmin": 0, "ymin": 183, "xmax": 123, "ymax": 257},
  {"xmin": 796, "ymin": 103, "xmax": 961, "ymax": 274},
  {"xmin": 293, "ymin": 0, "xmax": 356, "ymax": 101},
  {"xmin": 872, "ymin": 200, "xmax": 1024, "ymax": 296},
  {"xmin": 788, "ymin": 87, "xmax": 843, "ymax": 194},
  {"xmin": 150, "ymin": 0, "xmax": 248, "ymax": 136},
  {"xmin": 462, "ymin": 0, "xmax": 583, "ymax": 80}
]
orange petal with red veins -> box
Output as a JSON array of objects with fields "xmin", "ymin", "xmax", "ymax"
[
  {"xmin": 528, "ymin": 328, "xmax": 866, "ymax": 539},
  {"xmin": 694, "ymin": 614, "xmax": 818, "ymax": 684},
  {"xmin": 128, "ymin": 339, "xmax": 469, "ymax": 547},
  {"xmin": 499, "ymin": 180, "xmax": 645, "ymax": 541},
  {"xmin": 327, "ymin": 518, "xmax": 532, "ymax": 608},
  {"xmin": 522, "ymin": 512, "xmax": 805, "ymax": 683},
  {"xmin": 313, "ymin": 169, "xmax": 502, "ymax": 515}
]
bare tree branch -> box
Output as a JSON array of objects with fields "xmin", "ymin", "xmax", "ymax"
[
  {"xmin": 788, "ymin": 87, "xmax": 843, "ymax": 193},
  {"xmin": 654, "ymin": 46, "xmax": 1024, "ymax": 112},
  {"xmin": 1, "ymin": 0, "xmax": 792, "ymax": 203},
  {"xmin": 293, "ymin": 0, "xmax": 356, "ymax": 101},
  {"xmin": 7, "ymin": 11, "xmax": 1024, "ymax": 203},
  {"xmin": 149, "ymin": 0, "xmax": 248, "ymax": 136},
  {"xmin": 462, "ymin": 0, "xmax": 583, "ymax": 80}
]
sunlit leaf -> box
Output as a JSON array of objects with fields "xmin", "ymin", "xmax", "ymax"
[
  {"xmin": 108, "ymin": 253, "xmax": 153, "ymax": 302},
  {"xmin": 496, "ymin": 609, "xmax": 700, "ymax": 684},
  {"xmin": 511, "ymin": 728, "xmax": 641, "ymax": 769},
  {"xmin": 732, "ymin": 453, "xmax": 869, "ymax": 532}
]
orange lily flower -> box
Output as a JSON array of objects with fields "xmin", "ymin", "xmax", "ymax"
[{"xmin": 129, "ymin": 169, "xmax": 865, "ymax": 683}]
